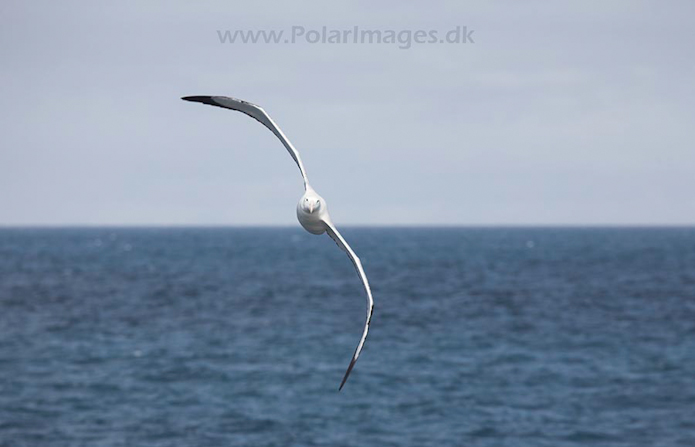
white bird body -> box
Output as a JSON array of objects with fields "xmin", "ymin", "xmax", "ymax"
[
  {"xmin": 297, "ymin": 188, "xmax": 327, "ymax": 234},
  {"xmin": 183, "ymin": 95, "xmax": 374, "ymax": 390}
]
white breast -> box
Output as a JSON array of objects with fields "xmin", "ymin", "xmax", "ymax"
[{"xmin": 296, "ymin": 201, "xmax": 327, "ymax": 234}]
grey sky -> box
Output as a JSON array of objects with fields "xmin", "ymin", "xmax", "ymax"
[{"xmin": 1, "ymin": 1, "xmax": 693, "ymax": 225}]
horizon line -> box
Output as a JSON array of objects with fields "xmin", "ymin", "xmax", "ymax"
[{"xmin": 1, "ymin": 223, "xmax": 694, "ymax": 229}]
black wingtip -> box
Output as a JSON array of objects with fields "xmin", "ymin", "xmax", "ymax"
[
  {"xmin": 181, "ymin": 95, "xmax": 217, "ymax": 105},
  {"xmin": 338, "ymin": 358, "xmax": 358, "ymax": 391}
]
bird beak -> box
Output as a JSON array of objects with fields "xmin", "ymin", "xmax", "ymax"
[{"xmin": 309, "ymin": 203, "xmax": 315, "ymax": 213}]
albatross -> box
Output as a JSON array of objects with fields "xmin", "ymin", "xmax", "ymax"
[{"xmin": 182, "ymin": 95, "xmax": 374, "ymax": 390}]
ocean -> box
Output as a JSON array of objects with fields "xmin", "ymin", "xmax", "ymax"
[{"xmin": 1, "ymin": 227, "xmax": 694, "ymax": 446}]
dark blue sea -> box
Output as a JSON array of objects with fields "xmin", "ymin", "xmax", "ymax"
[{"xmin": 1, "ymin": 227, "xmax": 694, "ymax": 446}]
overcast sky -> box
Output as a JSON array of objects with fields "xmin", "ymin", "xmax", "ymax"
[{"xmin": 1, "ymin": 1, "xmax": 693, "ymax": 225}]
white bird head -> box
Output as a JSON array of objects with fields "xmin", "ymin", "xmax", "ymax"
[{"xmin": 301, "ymin": 195, "xmax": 322, "ymax": 214}]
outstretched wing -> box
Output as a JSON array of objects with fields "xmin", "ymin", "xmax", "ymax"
[
  {"xmin": 322, "ymin": 218, "xmax": 374, "ymax": 390},
  {"xmin": 182, "ymin": 95, "xmax": 309, "ymax": 188}
]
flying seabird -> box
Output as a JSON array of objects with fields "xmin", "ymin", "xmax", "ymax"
[{"xmin": 182, "ymin": 95, "xmax": 374, "ymax": 390}]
